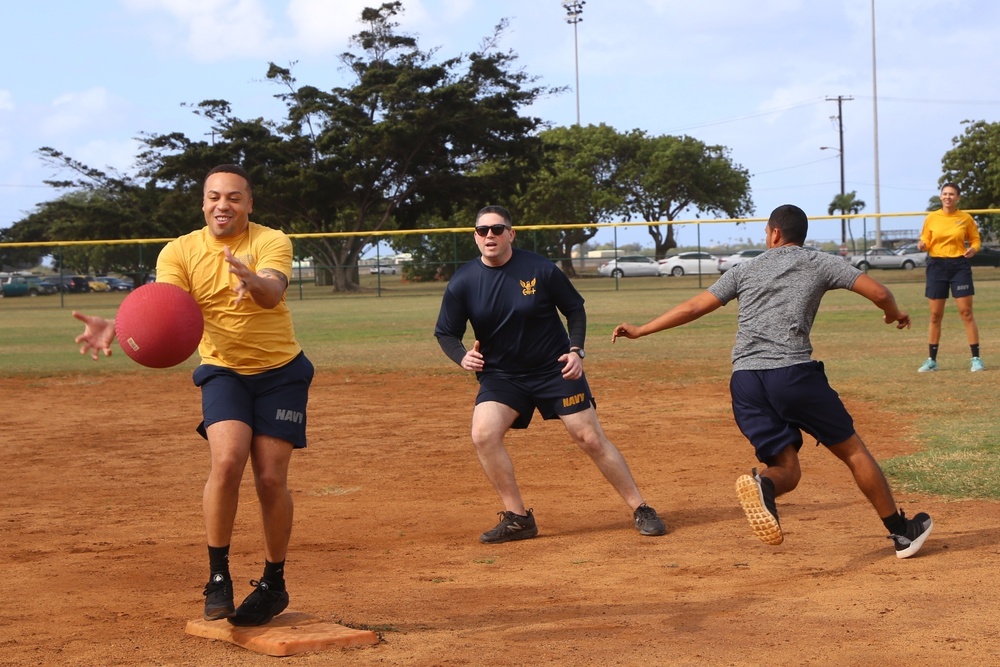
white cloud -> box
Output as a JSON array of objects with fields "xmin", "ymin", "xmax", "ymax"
[
  {"xmin": 0, "ymin": 91, "xmax": 13, "ymax": 111},
  {"xmin": 123, "ymin": 0, "xmax": 276, "ymax": 61},
  {"xmin": 285, "ymin": 0, "xmax": 373, "ymax": 53},
  {"xmin": 73, "ymin": 138, "xmax": 145, "ymax": 172},
  {"xmin": 40, "ymin": 88, "xmax": 119, "ymax": 137}
]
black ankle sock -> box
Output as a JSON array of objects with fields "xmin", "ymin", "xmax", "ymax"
[
  {"xmin": 208, "ymin": 545, "xmax": 231, "ymax": 579},
  {"xmin": 760, "ymin": 475, "xmax": 776, "ymax": 496},
  {"xmin": 971, "ymin": 344, "xmax": 980, "ymax": 358},
  {"xmin": 882, "ymin": 511, "xmax": 906, "ymax": 536},
  {"xmin": 929, "ymin": 344, "xmax": 939, "ymax": 361},
  {"xmin": 262, "ymin": 560, "xmax": 286, "ymax": 590}
]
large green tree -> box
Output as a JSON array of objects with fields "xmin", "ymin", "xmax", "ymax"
[
  {"xmin": 617, "ymin": 132, "xmax": 753, "ymax": 259},
  {"xmin": 8, "ymin": 3, "xmax": 547, "ymax": 290},
  {"xmin": 938, "ymin": 119, "xmax": 1000, "ymax": 235},
  {"xmin": 139, "ymin": 2, "xmax": 547, "ymax": 291},
  {"xmin": 515, "ymin": 123, "xmax": 625, "ymax": 277}
]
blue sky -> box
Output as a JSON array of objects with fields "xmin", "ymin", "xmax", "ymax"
[{"xmin": 2, "ymin": 0, "xmax": 999, "ymax": 250}]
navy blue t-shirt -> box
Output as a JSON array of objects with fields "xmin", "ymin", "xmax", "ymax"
[{"xmin": 434, "ymin": 248, "xmax": 586, "ymax": 376}]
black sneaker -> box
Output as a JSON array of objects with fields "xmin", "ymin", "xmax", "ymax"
[
  {"xmin": 735, "ymin": 468, "xmax": 783, "ymax": 545},
  {"xmin": 228, "ymin": 579, "xmax": 289, "ymax": 626},
  {"xmin": 888, "ymin": 510, "xmax": 933, "ymax": 559},
  {"xmin": 202, "ymin": 573, "xmax": 234, "ymax": 621},
  {"xmin": 479, "ymin": 509, "xmax": 538, "ymax": 544},
  {"xmin": 633, "ymin": 503, "xmax": 667, "ymax": 536}
]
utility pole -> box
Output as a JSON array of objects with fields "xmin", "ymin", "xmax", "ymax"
[
  {"xmin": 562, "ymin": 1, "xmax": 585, "ymax": 126},
  {"xmin": 826, "ymin": 95, "xmax": 853, "ymax": 246}
]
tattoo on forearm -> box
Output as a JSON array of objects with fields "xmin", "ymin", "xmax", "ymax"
[{"xmin": 259, "ymin": 268, "xmax": 289, "ymax": 288}]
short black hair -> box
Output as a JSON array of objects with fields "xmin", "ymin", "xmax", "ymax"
[
  {"xmin": 767, "ymin": 204, "xmax": 808, "ymax": 245},
  {"xmin": 476, "ymin": 205, "xmax": 512, "ymax": 226},
  {"xmin": 205, "ymin": 164, "xmax": 253, "ymax": 195},
  {"xmin": 941, "ymin": 182, "xmax": 960, "ymax": 195}
]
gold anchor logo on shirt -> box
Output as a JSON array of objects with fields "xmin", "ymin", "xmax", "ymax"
[{"xmin": 520, "ymin": 277, "xmax": 536, "ymax": 296}]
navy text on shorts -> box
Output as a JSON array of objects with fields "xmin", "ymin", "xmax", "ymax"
[
  {"xmin": 193, "ymin": 351, "xmax": 314, "ymax": 448},
  {"xmin": 476, "ymin": 369, "xmax": 595, "ymax": 429},
  {"xmin": 730, "ymin": 361, "xmax": 855, "ymax": 463}
]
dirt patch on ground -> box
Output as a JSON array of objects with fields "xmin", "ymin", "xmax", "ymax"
[{"xmin": 3, "ymin": 370, "xmax": 998, "ymax": 666}]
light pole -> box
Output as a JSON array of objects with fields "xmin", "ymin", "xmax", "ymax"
[
  {"xmin": 871, "ymin": 0, "xmax": 882, "ymax": 247},
  {"xmin": 563, "ymin": 1, "xmax": 584, "ymax": 126}
]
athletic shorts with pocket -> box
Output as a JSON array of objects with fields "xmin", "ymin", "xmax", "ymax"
[
  {"xmin": 730, "ymin": 361, "xmax": 855, "ymax": 463},
  {"xmin": 193, "ymin": 351, "xmax": 314, "ymax": 448},
  {"xmin": 476, "ymin": 370, "xmax": 595, "ymax": 429}
]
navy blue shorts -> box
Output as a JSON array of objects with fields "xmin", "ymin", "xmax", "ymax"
[
  {"xmin": 730, "ymin": 361, "xmax": 855, "ymax": 463},
  {"xmin": 476, "ymin": 370, "xmax": 595, "ymax": 429},
  {"xmin": 925, "ymin": 256, "xmax": 974, "ymax": 300},
  {"xmin": 193, "ymin": 352, "xmax": 314, "ymax": 448}
]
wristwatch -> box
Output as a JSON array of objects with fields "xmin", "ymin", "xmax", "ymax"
[{"xmin": 571, "ymin": 348, "xmax": 586, "ymax": 359}]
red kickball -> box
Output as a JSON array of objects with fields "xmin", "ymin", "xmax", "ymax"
[{"xmin": 115, "ymin": 283, "xmax": 204, "ymax": 368}]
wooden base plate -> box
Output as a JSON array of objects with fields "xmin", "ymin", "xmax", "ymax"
[{"xmin": 185, "ymin": 611, "xmax": 379, "ymax": 656}]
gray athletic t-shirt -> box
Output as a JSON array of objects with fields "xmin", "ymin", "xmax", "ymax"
[{"xmin": 707, "ymin": 246, "xmax": 862, "ymax": 371}]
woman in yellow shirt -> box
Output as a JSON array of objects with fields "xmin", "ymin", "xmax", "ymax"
[{"xmin": 916, "ymin": 182, "xmax": 984, "ymax": 372}]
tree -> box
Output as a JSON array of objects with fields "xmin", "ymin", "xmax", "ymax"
[
  {"xmin": 138, "ymin": 2, "xmax": 548, "ymax": 291},
  {"xmin": 2, "ymin": 149, "xmax": 185, "ymax": 279},
  {"xmin": 515, "ymin": 124, "xmax": 625, "ymax": 276},
  {"xmin": 10, "ymin": 3, "xmax": 549, "ymax": 290},
  {"xmin": 616, "ymin": 132, "xmax": 753, "ymax": 259},
  {"xmin": 828, "ymin": 191, "xmax": 865, "ymax": 252},
  {"xmin": 938, "ymin": 119, "xmax": 1000, "ymax": 235}
]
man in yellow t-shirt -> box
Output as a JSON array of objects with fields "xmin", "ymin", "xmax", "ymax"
[
  {"xmin": 916, "ymin": 182, "xmax": 984, "ymax": 373},
  {"xmin": 74, "ymin": 164, "xmax": 313, "ymax": 626}
]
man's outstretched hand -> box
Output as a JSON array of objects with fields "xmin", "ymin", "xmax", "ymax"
[{"xmin": 73, "ymin": 311, "xmax": 116, "ymax": 360}]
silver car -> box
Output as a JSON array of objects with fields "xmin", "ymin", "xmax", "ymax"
[
  {"xmin": 597, "ymin": 255, "xmax": 661, "ymax": 278},
  {"xmin": 849, "ymin": 247, "xmax": 924, "ymax": 270},
  {"xmin": 895, "ymin": 243, "xmax": 929, "ymax": 266}
]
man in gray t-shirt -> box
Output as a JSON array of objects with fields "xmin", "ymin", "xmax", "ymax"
[{"xmin": 612, "ymin": 204, "xmax": 933, "ymax": 560}]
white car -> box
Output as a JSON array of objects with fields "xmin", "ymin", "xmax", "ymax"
[
  {"xmin": 597, "ymin": 255, "xmax": 661, "ymax": 278},
  {"xmin": 718, "ymin": 249, "xmax": 764, "ymax": 272},
  {"xmin": 849, "ymin": 247, "xmax": 924, "ymax": 271},
  {"xmin": 369, "ymin": 263, "xmax": 398, "ymax": 275},
  {"xmin": 658, "ymin": 252, "xmax": 721, "ymax": 276}
]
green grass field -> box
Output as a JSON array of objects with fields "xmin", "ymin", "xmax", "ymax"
[{"xmin": 3, "ymin": 269, "xmax": 997, "ymax": 499}]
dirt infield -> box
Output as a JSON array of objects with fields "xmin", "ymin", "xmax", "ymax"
[{"xmin": 4, "ymin": 368, "xmax": 999, "ymax": 666}]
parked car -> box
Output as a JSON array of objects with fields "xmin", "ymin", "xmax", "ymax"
[
  {"xmin": 87, "ymin": 276, "xmax": 111, "ymax": 292},
  {"xmin": 849, "ymin": 247, "xmax": 923, "ymax": 270},
  {"xmin": 597, "ymin": 255, "xmax": 661, "ymax": 278},
  {"xmin": 48, "ymin": 275, "xmax": 92, "ymax": 293},
  {"xmin": 27, "ymin": 276, "xmax": 58, "ymax": 295},
  {"xmin": 369, "ymin": 263, "xmax": 398, "ymax": 275},
  {"xmin": 718, "ymin": 249, "xmax": 765, "ymax": 272},
  {"xmin": 658, "ymin": 252, "xmax": 721, "ymax": 277},
  {"xmin": 895, "ymin": 243, "xmax": 928, "ymax": 266},
  {"xmin": 95, "ymin": 276, "xmax": 133, "ymax": 291},
  {"xmin": 1, "ymin": 275, "xmax": 56, "ymax": 297},
  {"xmin": 968, "ymin": 246, "xmax": 1000, "ymax": 267}
]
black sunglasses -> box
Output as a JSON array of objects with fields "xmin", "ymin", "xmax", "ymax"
[{"xmin": 474, "ymin": 224, "xmax": 511, "ymax": 237}]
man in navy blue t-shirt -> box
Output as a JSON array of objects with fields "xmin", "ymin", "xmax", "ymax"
[{"xmin": 435, "ymin": 205, "xmax": 666, "ymax": 544}]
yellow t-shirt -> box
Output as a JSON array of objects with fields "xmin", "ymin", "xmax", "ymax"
[
  {"xmin": 919, "ymin": 209, "xmax": 981, "ymax": 258},
  {"xmin": 155, "ymin": 222, "xmax": 301, "ymax": 374}
]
